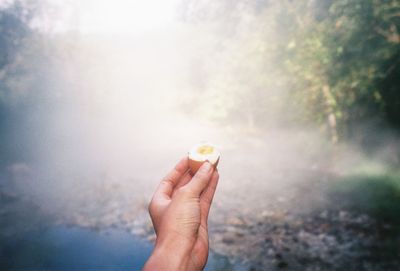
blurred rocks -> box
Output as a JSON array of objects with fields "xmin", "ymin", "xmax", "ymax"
[{"xmin": 3, "ymin": 168, "xmax": 398, "ymax": 271}]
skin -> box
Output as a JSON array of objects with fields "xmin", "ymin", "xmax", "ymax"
[{"xmin": 143, "ymin": 157, "xmax": 219, "ymax": 271}]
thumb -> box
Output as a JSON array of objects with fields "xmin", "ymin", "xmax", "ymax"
[{"xmin": 185, "ymin": 162, "xmax": 213, "ymax": 196}]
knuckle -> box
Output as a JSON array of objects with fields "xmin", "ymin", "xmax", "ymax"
[{"xmin": 160, "ymin": 179, "xmax": 170, "ymax": 187}]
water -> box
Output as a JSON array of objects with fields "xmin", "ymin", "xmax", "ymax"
[{"xmin": 0, "ymin": 225, "xmax": 247, "ymax": 271}]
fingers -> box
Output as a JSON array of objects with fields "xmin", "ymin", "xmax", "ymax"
[
  {"xmin": 172, "ymin": 171, "xmax": 192, "ymax": 197},
  {"xmin": 200, "ymin": 170, "xmax": 219, "ymax": 223},
  {"xmin": 154, "ymin": 156, "xmax": 189, "ymax": 199},
  {"xmin": 184, "ymin": 162, "xmax": 214, "ymax": 196}
]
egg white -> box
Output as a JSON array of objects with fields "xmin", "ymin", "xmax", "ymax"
[{"xmin": 188, "ymin": 143, "xmax": 220, "ymax": 164}]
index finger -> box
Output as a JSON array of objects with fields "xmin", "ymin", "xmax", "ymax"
[{"xmin": 154, "ymin": 156, "xmax": 189, "ymax": 199}]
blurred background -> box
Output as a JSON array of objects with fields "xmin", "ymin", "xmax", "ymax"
[{"xmin": 0, "ymin": 0, "xmax": 399, "ymax": 270}]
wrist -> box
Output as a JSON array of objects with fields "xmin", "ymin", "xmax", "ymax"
[{"xmin": 143, "ymin": 233, "xmax": 193, "ymax": 271}]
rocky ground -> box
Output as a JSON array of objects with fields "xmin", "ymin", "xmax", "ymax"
[
  {"xmin": 211, "ymin": 208, "xmax": 399, "ymax": 271},
  {"xmin": 207, "ymin": 172, "xmax": 400, "ymax": 271}
]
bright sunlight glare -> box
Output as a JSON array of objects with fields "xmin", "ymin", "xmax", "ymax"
[
  {"xmin": 30, "ymin": 0, "xmax": 180, "ymax": 34},
  {"xmin": 77, "ymin": 0, "xmax": 179, "ymax": 34}
]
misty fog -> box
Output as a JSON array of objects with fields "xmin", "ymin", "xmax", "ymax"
[
  {"xmin": 3, "ymin": 2, "xmax": 323, "ymax": 215},
  {"xmin": 1, "ymin": 0, "xmax": 400, "ymax": 270}
]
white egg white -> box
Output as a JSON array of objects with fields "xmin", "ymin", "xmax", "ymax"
[{"xmin": 188, "ymin": 143, "xmax": 220, "ymax": 164}]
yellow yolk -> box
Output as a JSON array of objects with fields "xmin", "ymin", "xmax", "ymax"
[
  {"xmin": 197, "ymin": 145, "xmax": 214, "ymax": 155},
  {"xmin": 188, "ymin": 143, "xmax": 220, "ymax": 174}
]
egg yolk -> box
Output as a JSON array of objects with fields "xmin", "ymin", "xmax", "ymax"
[{"xmin": 197, "ymin": 145, "xmax": 214, "ymax": 155}]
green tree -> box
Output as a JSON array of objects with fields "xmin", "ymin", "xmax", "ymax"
[
  {"xmin": 180, "ymin": 0, "xmax": 400, "ymax": 142},
  {"xmin": 282, "ymin": 0, "xmax": 400, "ymax": 140}
]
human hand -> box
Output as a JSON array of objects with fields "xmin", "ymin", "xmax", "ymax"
[{"xmin": 143, "ymin": 157, "xmax": 219, "ymax": 271}]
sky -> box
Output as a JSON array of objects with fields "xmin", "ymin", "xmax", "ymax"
[{"xmin": 27, "ymin": 0, "xmax": 181, "ymax": 35}]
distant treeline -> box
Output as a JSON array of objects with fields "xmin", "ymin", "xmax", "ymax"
[
  {"xmin": 0, "ymin": 1, "xmax": 50, "ymax": 165},
  {"xmin": 180, "ymin": 0, "xmax": 400, "ymax": 142},
  {"xmin": 1, "ymin": 0, "xmax": 399, "ymax": 145}
]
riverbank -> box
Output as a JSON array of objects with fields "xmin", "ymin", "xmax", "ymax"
[{"xmin": 2, "ymin": 168, "xmax": 399, "ymax": 270}]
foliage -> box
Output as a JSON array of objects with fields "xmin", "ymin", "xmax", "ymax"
[
  {"xmin": 180, "ymin": 0, "xmax": 400, "ymax": 142},
  {"xmin": 331, "ymin": 171, "xmax": 400, "ymax": 228},
  {"xmin": 282, "ymin": 0, "xmax": 400, "ymax": 140},
  {"xmin": 0, "ymin": 0, "xmax": 44, "ymax": 105},
  {"xmin": 0, "ymin": 1, "xmax": 47, "ymax": 165}
]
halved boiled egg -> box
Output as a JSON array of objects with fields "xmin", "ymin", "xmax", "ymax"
[{"xmin": 188, "ymin": 143, "xmax": 220, "ymax": 174}]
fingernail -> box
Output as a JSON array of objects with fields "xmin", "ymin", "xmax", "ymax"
[{"xmin": 199, "ymin": 162, "xmax": 212, "ymax": 173}]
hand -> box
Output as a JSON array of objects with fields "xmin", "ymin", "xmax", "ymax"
[{"xmin": 143, "ymin": 157, "xmax": 219, "ymax": 271}]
